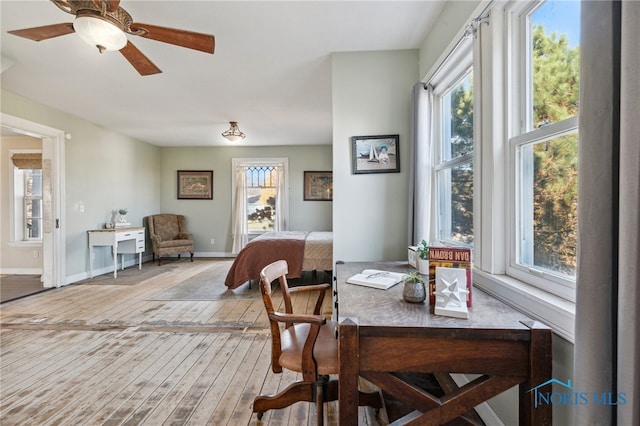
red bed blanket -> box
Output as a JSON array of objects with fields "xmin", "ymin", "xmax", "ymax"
[{"xmin": 224, "ymin": 231, "xmax": 308, "ymax": 289}]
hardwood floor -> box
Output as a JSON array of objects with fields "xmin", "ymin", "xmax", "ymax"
[
  {"xmin": 0, "ymin": 274, "xmax": 49, "ymax": 303},
  {"xmin": 0, "ymin": 260, "xmax": 385, "ymax": 425}
]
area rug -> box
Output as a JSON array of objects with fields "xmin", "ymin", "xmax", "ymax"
[
  {"xmin": 149, "ymin": 260, "xmax": 262, "ymax": 301},
  {"xmin": 78, "ymin": 262, "xmax": 181, "ymax": 285}
]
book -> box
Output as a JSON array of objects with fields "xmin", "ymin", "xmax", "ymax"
[
  {"xmin": 346, "ymin": 269, "xmax": 407, "ymax": 290},
  {"xmin": 428, "ymin": 246, "xmax": 472, "ymax": 307}
]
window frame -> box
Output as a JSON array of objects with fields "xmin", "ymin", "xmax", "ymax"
[
  {"xmin": 430, "ymin": 38, "xmax": 474, "ymax": 247},
  {"xmin": 8, "ymin": 149, "xmax": 44, "ymax": 246},
  {"xmin": 22, "ymin": 169, "xmax": 44, "ymax": 241},
  {"xmin": 231, "ymin": 157, "xmax": 289, "ymax": 237},
  {"xmin": 506, "ymin": 0, "xmax": 579, "ymax": 301}
]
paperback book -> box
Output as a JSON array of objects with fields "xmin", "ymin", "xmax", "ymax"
[
  {"xmin": 346, "ymin": 269, "xmax": 407, "ymax": 290},
  {"xmin": 428, "ymin": 246, "xmax": 472, "ymax": 307}
]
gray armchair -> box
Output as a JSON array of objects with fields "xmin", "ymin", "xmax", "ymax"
[{"xmin": 147, "ymin": 214, "xmax": 194, "ymax": 266}]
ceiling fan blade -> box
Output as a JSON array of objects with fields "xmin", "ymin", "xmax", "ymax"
[
  {"xmin": 7, "ymin": 23, "xmax": 75, "ymax": 42},
  {"xmin": 119, "ymin": 41, "xmax": 162, "ymax": 76},
  {"xmin": 129, "ymin": 23, "xmax": 215, "ymax": 54}
]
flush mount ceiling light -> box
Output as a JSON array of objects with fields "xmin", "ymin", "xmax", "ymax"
[{"xmin": 222, "ymin": 122, "xmax": 246, "ymax": 142}]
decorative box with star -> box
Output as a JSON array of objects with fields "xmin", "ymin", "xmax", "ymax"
[
  {"xmin": 434, "ymin": 267, "xmax": 470, "ymax": 319},
  {"xmin": 428, "ymin": 246, "xmax": 472, "ymax": 307}
]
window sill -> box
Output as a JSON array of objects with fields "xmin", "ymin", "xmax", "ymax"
[
  {"xmin": 8, "ymin": 241, "xmax": 43, "ymax": 248},
  {"xmin": 473, "ymin": 269, "xmax": 575, "ymax": 343}
]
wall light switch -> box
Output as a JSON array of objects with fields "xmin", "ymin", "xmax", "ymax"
[{"xmin": 210, "ymin": 238, "xmax": 215, "ymax": 245}]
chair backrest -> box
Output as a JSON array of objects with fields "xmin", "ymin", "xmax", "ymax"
[
  {"xmin": 259, "ymin": 260, "xmax": 294, "ymax": 369},
  {"xmin": 149, "ymin": 214, "xmax": 186, "ymax": 241}
]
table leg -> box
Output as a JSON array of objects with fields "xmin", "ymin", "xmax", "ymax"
[
  {"xmin": 339, "ymin": 318, "xmax": 359, "ymax": 424},
  {"xmin": 520, "ymin": 322, "xmax": 552, "ymax": 426},
  {"xmin": 138, "ymin": 252, "xmax": 142, "ymax": 270},
  {"xmin": 89, "ymin": 246, "xmax": 94, "ymax": 278},
  {"xmin": 112, "ymin": 244, "xmax": 118, "ymax": 278}
]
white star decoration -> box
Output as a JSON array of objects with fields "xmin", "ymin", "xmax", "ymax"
[
  {"xmin": 435, "ymin": 276, "xmax": 468, "ymax": 306},
  {"xmin": 434, "ymin": 267, "xmax": 470, "ymax": 319}
]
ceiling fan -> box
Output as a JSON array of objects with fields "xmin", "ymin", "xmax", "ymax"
[{"xmin": 7, "ymin": 0, "xmax": 215, "ymax": 76}]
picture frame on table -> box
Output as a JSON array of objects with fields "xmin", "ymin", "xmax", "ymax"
[
  {"xmin": 304, "ymin": 171, "xmax": 333, "ymax": 201},
  {"xmin": 177, "ymin": 170, "xmax": 213, "ymax": 200},
  {"xmin": 351, "ymin": 134, "xmax": 400, "ymax": 174}
]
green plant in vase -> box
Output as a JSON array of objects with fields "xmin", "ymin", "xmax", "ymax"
[
  {"xmin": 402, "ymin": 272, "xmax": 426, "ymax": 303},
  {"xmin": 416, "ymin": 240, "xmax": 430, "ymax": 275}
]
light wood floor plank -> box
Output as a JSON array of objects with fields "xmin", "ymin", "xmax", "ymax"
[
  {"xmin": 0, "ymin": 260, "xmax": 385, "ymax": 426},
  {"xmin": 45, "ymin": 332, "xmax": 203, "ymax": 426}
]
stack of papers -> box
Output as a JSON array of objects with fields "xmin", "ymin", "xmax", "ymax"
[{"xmin": 346, "ymin": 269, "xmax": 407, "ymax": 290}]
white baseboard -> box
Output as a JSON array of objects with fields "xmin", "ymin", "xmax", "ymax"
[
  {"xmin": 0, "ymin": 268, "xmax": 43, "ymax": 275},
  {"xmin": 194, "ymin": 251, "xmax": 235, "ymax": 258}
]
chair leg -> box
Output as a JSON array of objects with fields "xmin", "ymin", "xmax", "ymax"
[
  {"xmin": 316, "ymin": 380, "xmax": 324, "ymax": 426},
  {"xmin": 190, "ymin": 251, "xmax": 194, "ymax": 262},
  {"xmin": 253, "ymin": 381, "xmax": 315, "ymax": 416}
]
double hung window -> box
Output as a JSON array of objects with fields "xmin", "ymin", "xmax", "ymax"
[
  {"xmin": 10, "ymin": 152, "xmax": 43, "ymax": 242},
  {"xmin": 432, "ymin": 40, "xmax": 474, "ymax": 247},
  {"xmin": 508, "ymin": 0, "xmax": 580, "ymax": 299}
]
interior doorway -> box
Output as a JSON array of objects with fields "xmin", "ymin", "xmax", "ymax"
[{"xmin": 1, "ymin": 113, "xmax": 66, "ymax": 288}]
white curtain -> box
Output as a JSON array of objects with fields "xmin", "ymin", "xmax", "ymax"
[
  {"xmin": 408, "ymin": 82, "xmax": 433, "ymax": 246},
  {"xmin": 274, "ymin": 166, "xmax": 287, "ymax": 231},
  {"xmin": 574, "ymin": 1, "xmax": 640, "ymax": 425},
  {"xmin": 231, "ymin": 166, "xmax": 248, "ymax": 254}
]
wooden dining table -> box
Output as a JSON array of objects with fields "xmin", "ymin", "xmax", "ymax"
[{"xmin": 335, "ymin": 261, "xmax": 552, "ymax": 425}]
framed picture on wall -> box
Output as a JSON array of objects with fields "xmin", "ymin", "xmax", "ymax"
[
  {"xmin": 351, "ymin": 134, "xmax": 400, "ymax": 174},
  {"xmin": 177, "ymin": 170, "xmax": 213, "ymax": 199},
  {"xmin": 304, "ymin": 171, "xmax": 333, "ymax": 201}
]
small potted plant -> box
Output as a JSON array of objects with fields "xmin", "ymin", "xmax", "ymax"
[
  {"xmin": 402, "ymin": 272, "xmax": 426, "ymax": 303},
  {"xmin": 416, "ymin": 240, "xmax": 430, "ymax": 275}
]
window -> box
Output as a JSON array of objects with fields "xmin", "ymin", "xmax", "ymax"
[
  {"xmin": 10, "ymin": 152, "xmax": 43, "ymax": 242},
  {"xmin": 432, "ymin": 42, "xmax": 474, "ymax": 247},
  {"xmin": 245, "ymin": 165, "xmax": 279, "ymax": 233},
  {"xmin": 419, "ymin": 0, "xmax": 581, "ymax": 339},
  {"xmin": 22, "ymin": 169, "xmax": 43, "ymax": 240},
  {"xmin": 509, "ymin": 0, "xmax": 580, "ymax": 299},
  {"xmin": 231, "ymin": 158, "xmax": 289, "ymax": 253}
]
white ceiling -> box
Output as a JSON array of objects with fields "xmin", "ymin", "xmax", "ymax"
[{"xmin": 1, "ymin": 0, "xmax": 446, "ymax": 146}]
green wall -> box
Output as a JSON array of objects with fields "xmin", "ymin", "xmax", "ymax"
[{"xmin": 158, "ymin": 145, "xmax": 332, "ymax": 255}]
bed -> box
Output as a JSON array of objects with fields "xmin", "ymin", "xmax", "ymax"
[{"xmin": 224, "ymin": 231, "xmax": 333, "ymax": 289}]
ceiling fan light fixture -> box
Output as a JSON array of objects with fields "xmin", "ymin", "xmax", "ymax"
[
  {"xmin": 222, "ymin": 121, "xmax": 246, "ymax": 142},
  {"xmin": 73, "ymin": 16, "xmax": 127, "ymax": 52}
]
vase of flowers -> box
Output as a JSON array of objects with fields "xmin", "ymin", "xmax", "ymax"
[
  {"xmin": 416, "ymin": 240, "xmax": 430, "ymax": 275},
  {"xmin": 403, "ymin": 272, "xmax": 426, "ymax": 303}
]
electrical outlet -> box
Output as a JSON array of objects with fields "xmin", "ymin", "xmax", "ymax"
[
  {"xmin": 33, "ymin": 250, "xmax": 39, "ymax": 259},
  {"xmin": 210, "ymin": 238, "xmax": 215, "ymax": 245}
]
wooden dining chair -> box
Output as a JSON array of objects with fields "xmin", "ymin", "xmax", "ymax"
[{"xmin": 253, "ymin": 260, "xmax": 382, "ymax": 425}]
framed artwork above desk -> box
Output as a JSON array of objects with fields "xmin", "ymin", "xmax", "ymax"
[{"xmin": 335, "ymin": 261, "xmax": 552, "ymax": 425}]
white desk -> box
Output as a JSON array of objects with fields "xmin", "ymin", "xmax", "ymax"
[{"xmin": 88, "ymin": 227, "xmax": 145, "ymax": 278}]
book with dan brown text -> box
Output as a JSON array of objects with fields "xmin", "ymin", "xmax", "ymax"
[{"xmin": 428, "ymin": 246, "xmax": 472, "ymax": 307}]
